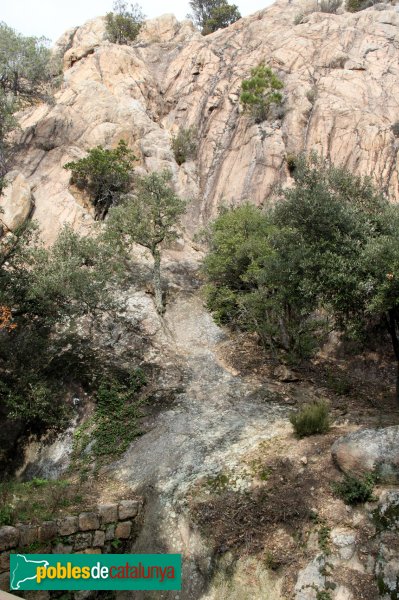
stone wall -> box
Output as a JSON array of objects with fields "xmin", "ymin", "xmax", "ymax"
[{"xmin": 0, "ymin": 499, "xmax": 143, "ymax": 592}]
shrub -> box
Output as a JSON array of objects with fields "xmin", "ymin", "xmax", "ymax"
[
  {"xmin": 240, "ymin": 64, "xmax": 284, "ymax": 123},
  {"xmin": 64, "ymin": 140, "xmax": 137, "ymax": 219},
  {"xmin": 105, "ymin": 1, "xmax": 145, "ymax": 44},
  {"xmin": 294, "ymin": 12, "xmax": 306, "ymax": 24},
  {"xmin": 392, "ymin": 121, "xmax": 399, "ymax": 138},
  {"xmin": 290, "ymin": 401, "xmax": 330, "ymax": 437},
  {"xmin": 345, "ymin": 0, "xmax": 372, "ymax": 11},
  {"xmin": 332, "ymin": 473, "xmax": 375, "ymax": 505},
  {"xmin": 319, "ymin": 0, "xmax": 342, "ymax": 12},
  {"xmin": 172, "ymin": 126, "xmax": 198, "ymax": 165}
]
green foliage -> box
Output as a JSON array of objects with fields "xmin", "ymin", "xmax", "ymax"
[
  {"xmin": 240, "ymin": 64, "xmax": 284, "ymax": 123},
  {"xmin": 202, "ymin": 203, "xmax": 274, "ymax": 323},
  {"xmin": 0, "ymin": 22, "xmax": 53, "ymax": 101},
  {"xmin": 345, "ymin": 0, "xmax": 372, "ymax": 11},
  {"xmin": 319, "ymin": 0, "xmax": 341, "ymax": 12},
  {"xmin": 64, "ymin": 140, "xmax": 137, "ymax": 219},
  {"xmin": 289, "ymin": 401, "xmax": 330, "ymax": 438},
  {"xmin": 202, "ymin": 203, "xmax": 326, "ymax": 358},
  {"xmin": 105, "ymin": 1, "xmax": 145, "ymax": 44},
  {"xmin": 318, "ymin": 524, "xmax": 331, "ymax": 555},
  {"xmin": 204, "ymin": 155, "xmax": 399, "ymax": 366},
  {"xmin": 106, "ymin": 170, "xmax": 186, "ymax": 312},
  {"xmin": 72, "ymin": 369, "xmax": 146, "ymax": 465},
  {"xmin": 0, "ymin": 91, "xmax": 18, "ymax": 193},
  {"xmin": 294, "ymin": 12, "xmax": 306, "ymax": 24},
  {"xmin": 188, "ymin": 0, "xmax": 241, "ymax": 34},
  {"xmin": 201, "ymin": 2, "xmax": 241, "ymax": 34},
  {"xmin": 332, "ymin": 473, "xmax": 376, "ymax": 505},
  {"xmin": 0, "ymin": 223, "xmax": 120, "ymax": 443},
  {"xmin": 392, "ymin": 122, "xmax": 399, "ymax": 138},
  {"xmin": 0, "ymin": 478, "xmax": 82, "ymax": 526},
  {"xmin": 172, "ymin": 126, "xmax": 198, "ymax": 165}
]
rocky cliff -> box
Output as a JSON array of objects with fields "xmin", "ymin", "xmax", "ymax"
[
  {"xmin": 5, "ymin": 0, "xmax": 399, "ymax": 242},
  {"xmin": 3, "ymin": 3, "xmax": 399, "ymax": 600}
]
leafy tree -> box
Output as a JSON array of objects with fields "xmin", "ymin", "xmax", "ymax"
[
  {"xmin": 106, "ymin": 170, "xmax": 186, "ymax": 313},
  {"xmin": 0, "ymin": 223, "xmax": 119, "ymax": 438},
  {"xmin": 204, "ymin": 154, "xmax": 399, "ymax": 401},
  {"xmin": 240, "ymin": 64, "xmax": 284, "ymax": 123},
  {"xmin": 64, "ymin": 140, "xmax": 137, "ymax": 219},
  {"xmin": 188, "ymin": 0, "xmax": 241, "ymax": 35},
  {"xmin": 202, "ymin": 204, "xmax": 320, "ymax": 358},
  {"xmin": 105, "ymin": 1, "xmax": 145, "ymax": 44},
  {"xmin": 0, "ymin": 22, "xmax": 52, "ymax": 101}
]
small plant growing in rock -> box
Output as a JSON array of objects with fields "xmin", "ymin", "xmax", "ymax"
[
  {"xmin": 345, "ymin": 0, "xmax": 372, "ymax": 11},
  {"xmin": 240, "ymin": 64, "xmax": 284, "ymax": 123},
  {"xmin": 332, "ymin": 473, "xmax": 376, "ymax": 505},
  {"xmin": 290, "ymin": 401, "xmax": 330, "ymax": 437},
  {"xmin": 105, "ymin": 0, "xmax": 145, "ymax": 44},
  {"xmin": 391, "ymin": 121, "xmax": 399, "ymax": 138},
  {"xmin": 319, "ymin": 0, "xmax": 342, "ymax": 13},
  {"xmin": 172, "ymin": 126, "xmax": 198, "ymax": 165},
  {"xmin": 294, "ymin": 12, "xmax": 306, "ymax": 24}
]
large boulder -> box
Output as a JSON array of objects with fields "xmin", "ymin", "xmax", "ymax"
[
  {"xmin": 0, "ymin": 172, "xmax": 33, "ymax": 233},
  {"xmin": 331, "ymin": 426, "xmax": 399, "ymax": 483}
]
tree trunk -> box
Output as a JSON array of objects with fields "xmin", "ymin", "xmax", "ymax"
[{"xmin": 152, "ymin": 246, "xmax": 163, "ymax": 314}]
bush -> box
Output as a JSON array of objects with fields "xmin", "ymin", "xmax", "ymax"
[
  {"xmin": 240, "ymin": 64, "xmax": 284, "ymax": 123},
  {"xmin": 172, "ymin": 126, "xmax": 198, "ymax": 165},
  {"xmin": 392, "ymin": 121, "xmax": 399, "ymax": 138},
  {"xmin": 290, "ymin": 401, "xmax": 330, "ymax": 437},
  {"xmin": 64, "ymin": 140, "xmax": 136, "ymax": 219},
  {"xmin": 105, "ymin": 1, "xmax": 145, "ymax": 44},
  {"xmin": 319, "ymin": 0, "xmax": 342, "ymax": 12},
  {"xmin": 332, "ymin": 473, "xmax": 375, "ymax": 505},
  {"xmin": 345, "ymin": 0, "xmax": 372, "ymax": 11}
]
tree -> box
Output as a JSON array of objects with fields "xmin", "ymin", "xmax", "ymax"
[
  {"xmin": 105, "ymin": 1, "xmax": 145, "ymax": 44},
  {"xmin": 0, "ymin": 222, "xmax": 119, "ymax": 436},
  {"xmin": 106, "ymin": 170, "xmax": 186, "ymax": 313},
  {"xmin": 188, "ymin": 0, "xmax": 241, "ymax": 35},
  {"xmin": 0, "ymin": 22, "xmax": 53, "ymax": 101},
  {"xmin": 202, "ymin": 204, "xmax": 320, "ymax": 358},
  {"xmin": 204, "ymin": 154, "xmax": 399, "ymax": 402},
  {"xmin": 64, "ymin": 140, "xmax": 137, "ymax": 220},
  {"xmin": 0, "ymin": 23, "xmax": 59, "ymax": 195},
  {"xmin": 240, "ymin": 64, "xmax": 284, "ymax": 123}
]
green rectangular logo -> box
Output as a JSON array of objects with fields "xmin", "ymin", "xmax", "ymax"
[{"xmin": 10, "ymin": 554, "xmax": 182, "ymax": 591}]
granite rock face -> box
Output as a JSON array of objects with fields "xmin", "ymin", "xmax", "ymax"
[
  {"xmin": 9, "ymin": 1, "xmax": 399, "ymax": 242},
  {"xmin": 331, "ymin": 426, "xmax": 399, "ymax": 483}
]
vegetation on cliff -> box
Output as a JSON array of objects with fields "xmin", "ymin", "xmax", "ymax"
[
  {"xmin": 188, "ymin": 0, "xmax": 241, "ymax": 35},
  {"xmin": 105, "ymin": 0, "xmax": 145, "ymax": 44},
  {"xmin": 204, "ymin": 154, "xmax": 399, "ymax": 400}
]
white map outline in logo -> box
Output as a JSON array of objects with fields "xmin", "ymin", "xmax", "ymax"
[{"xmin": 11, "ymin": 554, "xmax": 49, "ymax": 590}]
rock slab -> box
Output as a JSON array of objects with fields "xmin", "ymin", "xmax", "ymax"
[{"xmin": 331, "ymin": 426, "xmax": 399, "ymax": 483}]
